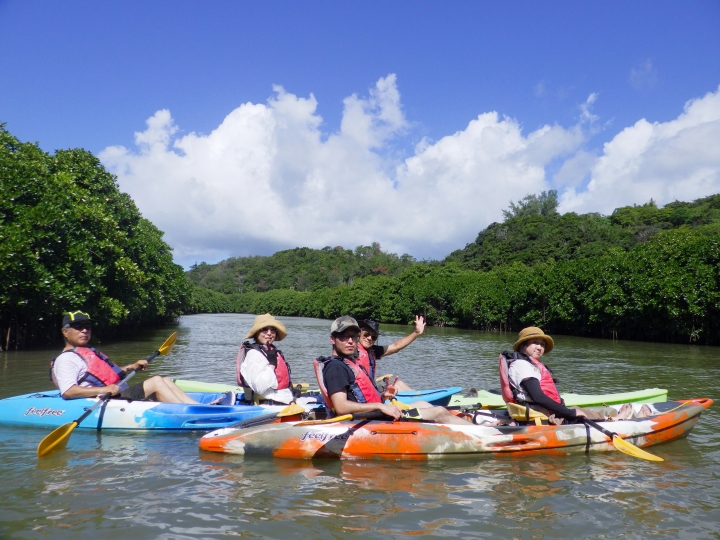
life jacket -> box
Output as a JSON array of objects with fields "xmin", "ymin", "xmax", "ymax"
[
  {"xmin": 314, "ymin": 356, "xmax": 382, "ymax": 412},
  {"xmin": 498, "ymin": 350, "xmax": 562, "ymax": 405},
  {"xmin": 236, "ymin": 341, "xmax": 291, "ymax": 402},
  {"xmin": 50, "ymin": 347, "xmax": 124, "ymax": 388},
  {"xmin": 356, "ymin": 343, "xmax": 378, "ymax": 380}
]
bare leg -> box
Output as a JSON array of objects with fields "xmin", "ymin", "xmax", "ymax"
[
  {"xmin": 395, "ymin": 380, "xmax": 413, "ymax": 391},
  {"xmin": 142, "ymin": 376, "xmax": 201, "ymax": 404},
  {"xmin": 409, "ymin": 401, "xmax": 472, "ymax": 425}
]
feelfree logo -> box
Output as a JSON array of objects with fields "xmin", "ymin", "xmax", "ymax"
[{"xmin": 25, "ymin": 407, "xmax": 66, "ymax": 417}]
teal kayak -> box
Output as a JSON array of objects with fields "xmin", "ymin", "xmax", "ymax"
[
  {"xmin": 450, "ymin": 387, "xmax": 669, "ymax": 409},
  {"xmin": 173, "ymin": 379, "xmax": 462, "ymax": 407}
]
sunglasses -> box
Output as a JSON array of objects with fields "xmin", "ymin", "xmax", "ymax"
[
  {"xmin": 360, "ymin": 331, "xmax": 378, "ymax": 341},
  {"xmin": 259, "ymin": 327, "xmax": 277, "ymax": 334},
  {"xmin": 334, "ymin": 332, "xmax": 359, "ymax": 342},
  {"xmin": 69, "ymin": 323, "xmax": 92, "ymax": 331}
]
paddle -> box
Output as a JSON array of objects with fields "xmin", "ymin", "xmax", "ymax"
[
  {"xmin": 581, "ymin": 417, "xmax": 664, "ymax": 462},
  {"xmin": 37, "ymin": 332, "xmax": 178, "ymax": 458}
]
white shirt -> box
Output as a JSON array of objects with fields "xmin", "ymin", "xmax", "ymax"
[
  {"xmin": 507, "ymin": 358, "xmax": 542, "ymax": 403},
  {"xmin": 239, "ymin": 348, "xmax": 294, "ymax": 404},
  {"xmin": 53, "ymin": 350, "xmax": 92, "ymax": 396}
]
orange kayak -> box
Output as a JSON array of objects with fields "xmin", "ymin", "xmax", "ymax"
[{"xmin": 199, "ymin": 398, "xmax": 712, "ymax": 460}]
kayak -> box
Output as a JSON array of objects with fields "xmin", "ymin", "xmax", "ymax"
[
  {"xmin": 173, "ymin": 379, "xmax": 462, "ymax": 407},
  {"xmin": 450, "ymin": 387, "xmax": 669, "ymax": 409},
  {"xmin": 199, "ymin": 398, "xmax": 712, "ymax": 460},
  {"xmin": 0, "ymin": 390, "xmax": 297, "ymax": 431}
]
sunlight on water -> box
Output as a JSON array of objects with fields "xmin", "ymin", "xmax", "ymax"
[{"xmin": 0, "ymin": 314, "xmax": 718, "ymax": 538}]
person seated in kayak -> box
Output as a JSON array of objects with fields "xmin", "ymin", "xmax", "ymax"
[
  {"xmin": 314, "ymin": 316, "xmax": 472, "ymax": 425},
  {"xmin": 356, "ymin": 317, "xmax": 426, "ymax": 392},
  {"xmin": 501, "ymin": 327, "xmax": 651, "ymax": 424},
  {"xmin": 237, "ymin": 313, "xmax": 300, "ymax": 405},
  {"xmin": 52, "ymin": 311, "xmax": 231, "ymax": 404}
]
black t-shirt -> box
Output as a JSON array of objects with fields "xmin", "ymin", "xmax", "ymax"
[{"xmin": 322, "ymin": 357, "xmax": 361, "ymax": 402}]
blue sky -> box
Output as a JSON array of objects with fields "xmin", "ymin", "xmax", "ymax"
[{"xmin": 2, "ymin": 1, "xmax": 720, "ymax": 266}]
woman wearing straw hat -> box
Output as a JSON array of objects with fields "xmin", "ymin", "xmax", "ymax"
[
  {"xmin": 236, "ymin": 314, "xmax": 296, "ymax": 405},
  {"xmin": 502, "ymin": 327, "xmax": 647, "ymax": 424}
]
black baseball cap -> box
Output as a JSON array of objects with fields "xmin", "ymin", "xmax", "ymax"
[
  {"xmin": 62, "ymin": 311, "xmax": 93, "ymax": 328},
  {"xmin": 359, "ymin": 319, "xmax": 381, "ymax": 335}
]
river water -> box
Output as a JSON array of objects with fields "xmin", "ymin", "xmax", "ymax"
[{"xmin": 0, "ymin": 313, "xmax": 718, "ymax": 539}]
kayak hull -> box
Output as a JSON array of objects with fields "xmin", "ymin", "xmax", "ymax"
[
  {"xmin": 451, "ymin": 387, "xmax": 669, "ymax": 409},
  {"xmin": 199, "ymin": 398, "xmax": 712, "ymax": 460},
  {"xmin": 173, "ymin": 379, "xmax": 462, "ymax": 407},
  {"xmin": 0, "ymin": 391, "xmax": 291, "ymax": 431}
]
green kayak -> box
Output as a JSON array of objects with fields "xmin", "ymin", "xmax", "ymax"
[
  {"xmin": 450, "ymin": 387, "xmax": 669, "ymax": 409},
  {"xmin": 175, "ymin": 379, "xmax": 668, "ymax": 410}
]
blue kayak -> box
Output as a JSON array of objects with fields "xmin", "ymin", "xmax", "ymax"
[
  {"xmin": 0, "ymin": 390, "xmax": 302, "ymax": 431},
  {"xmin": 173, "ymin": 379, "xmax": 463, "ymax": 407}
]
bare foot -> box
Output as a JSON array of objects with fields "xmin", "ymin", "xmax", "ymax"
[
  {"xmin": 636, "ymin": 404, "xmax": 653, "ymax": 418},
  {"xmin": 615, "ymin": 403, "xmax": 633, "ymax": 421}
]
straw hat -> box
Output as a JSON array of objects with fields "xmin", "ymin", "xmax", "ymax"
[
  {"xmin": 512, "ymin": 326, "xmax": 554, "ymax": 353},
  {"xmin": 245, "ymin": 313, "xmax": 287, "ymax": 341}
]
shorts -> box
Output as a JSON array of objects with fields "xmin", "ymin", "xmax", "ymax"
[{"xmin": 114, "ymin": 381, "xmax": 150, "ymax": 401}]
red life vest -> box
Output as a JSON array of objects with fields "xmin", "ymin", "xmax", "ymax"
[
  {"xmin": 314, "ymin": 356, "xmax": 382, "ymax": 412},
  {"xmin": 498, "ymin": 351, "xmax": 562, "ymax": 404},
  {"xmin": 236, "ymin": 341, "xmax": 291, "ymax": 394},
  {"xmin": 356, "ymin": 344, "xmax": 378, "ymax": 380},
  {"xmin": 50, "ymin": 347, "xmax": 124, "ymax": 388}
]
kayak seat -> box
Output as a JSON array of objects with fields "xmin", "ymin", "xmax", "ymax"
[{"xmin": 506, "ymin": 402, "xmax": 548, "ymax": 426}]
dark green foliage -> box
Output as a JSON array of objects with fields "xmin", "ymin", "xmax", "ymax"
[
  {"xmin": 0, "ymin": 125, "xmax": 189, "ymax": 348},
  {"xmin": 187, "ymin": 227, "xmax": 720, "ymax": 345},
  {"xmin": 186, "ymin": 243, "xmax": 416, "ymax": 294},
  {"xmin": 446, "ymin": 193, "xmax": 720, "ymax": 271}
]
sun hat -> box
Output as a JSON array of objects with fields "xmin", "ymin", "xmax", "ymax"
[
  {"xmin": 245, "ymin": 313, "xmax": 287, "ymax": 341},
  {"xmin": 359, "ymin": 319, "xmax": 381, "ymax": 336},
  {"xmin": 330, "ymin": 316, "xmax": 360, "ymax": 335},
  {"xmin": 512, "ymin": 327, "xmax": 554, "ymax": 353},
  {"xmin": 62, "ymin": 311, "xmax": 93, "ymax": 328}
]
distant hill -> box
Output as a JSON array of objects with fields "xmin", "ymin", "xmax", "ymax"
[
  {"xmin": 445, "ymin": 193, "xmax": 720, "ymax": 271},
  {"xmin": 186, "ymin": 243, "xmax": 417, "ymax": 294}
]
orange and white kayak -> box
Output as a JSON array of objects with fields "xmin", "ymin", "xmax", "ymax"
[{"xmin": 199, "ymin": 398, "xmax": 712, "ymax": 460}]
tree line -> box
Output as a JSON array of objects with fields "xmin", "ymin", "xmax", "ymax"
[
  {"xmin": 189, "ymin": 214, "xmax": 720, "ymax": 345},
  {"xmin": 0, "ymin": 125, "xmax": 189, "ymax": 349}
]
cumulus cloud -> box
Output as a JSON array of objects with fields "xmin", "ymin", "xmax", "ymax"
[
  {"xmin": 560, "ymin": 86, "xmax": 720, "ymax": 214},
  {"xmin": 99, "ymin": 77, "xmax": 720, "ymax": 266}
]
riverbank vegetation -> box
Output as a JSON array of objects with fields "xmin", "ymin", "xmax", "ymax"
[
  {"xmin": 0, "ymin": 126, "xmax": 189, "ymax": 349},
  {"xmin": 189, "ymin": 192, "xmax": 720, "ymax": 345}
]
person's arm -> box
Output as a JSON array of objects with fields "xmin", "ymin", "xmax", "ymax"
[
  {"xmin": 240, "ymin": 349, "xmax": 278, "ymax": 395},
  {"xmin": 520, "ymin": 378, "xmax": 578, "ymax": 420},
  {"xmin": 383, "ymin": 316, "xmax": 426, "ymax": 357},
  {"xmin": 62, "ymin": 384, "xmax": 122, "ymax": 399},
  {"xmin": 329, "ymin": 391, "xmax": 402, "ymax": 419}
]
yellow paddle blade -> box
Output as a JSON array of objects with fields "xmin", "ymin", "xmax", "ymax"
[
  {"xmin": 158, "ymin": 332, "xmax": 178, "ymax": 356},
  {"xmin": 37, "ymin": 422, "xmax": 78, "ymax": 458},
  {"xmin": 277, "ymin": 401, "xmax": 305, "ymax": 417},
  {"xmin": 296, "ymin": 414, "xmax": 353, "ymax": 426},
  {"xmin": 391, "ymin": 399, "xmax": 411, "ymax": 411},
  {"xmin": 612, "ymin": 435, "xmax": 664, "ymax": 462}
]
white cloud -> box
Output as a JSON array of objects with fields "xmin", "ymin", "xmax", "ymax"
[
  {"xmin": 560, "ymin": 86, "xmax": 720, "ymax": 214},
  {"xmin": 99, "ymin": 77, "xmax": 720, "ymax": 266}
]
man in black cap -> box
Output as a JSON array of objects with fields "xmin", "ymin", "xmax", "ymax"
[
  {"xmin": 52, "ymin": 311, "xmax": 233, "ymax": 404},
  {"xmin": 314, "ymin": 316, "xmax": 471, "ymax": 424},
  {"xmin": 356, "ymin": 316, "xmax": 425, "ymax": 391}
]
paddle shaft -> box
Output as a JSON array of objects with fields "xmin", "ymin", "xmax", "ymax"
[
  {"xmin": 581, "ymin": 417, "xmax": 619, "ymax": 440},
  {"xmin": 64, "ymin": 347, "xmax": 165, "ymax": 428},
  {"xmin": 71, "ymin": 352, "xmax": 157, "ymax": 425}
]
